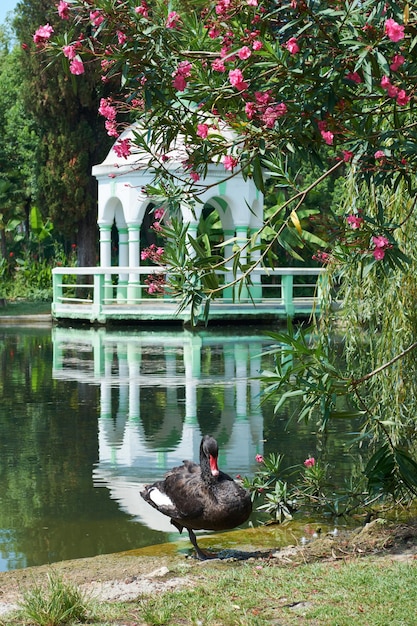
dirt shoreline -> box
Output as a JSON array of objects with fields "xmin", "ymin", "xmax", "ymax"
[{"xmin": 1, "ymin": 519, "xmax": 416, "ymax": 617}]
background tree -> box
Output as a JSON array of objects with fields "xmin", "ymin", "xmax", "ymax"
[
  {"xmin": 0, "ymin": 31, "xmax": 35, "ymax": 260},
  {"xmin": 12, "ymin": 0, "xmax": 114, "ymax": 266}
]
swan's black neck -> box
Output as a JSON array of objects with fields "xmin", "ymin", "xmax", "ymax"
[{"xmin": 200, "ymin": 435, "xmax": 219, "ymax": 483}]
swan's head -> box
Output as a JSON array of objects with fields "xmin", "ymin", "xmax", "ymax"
[{"xmin": 201, "ymin": 435, "xmax": 220, "ymax": 477}]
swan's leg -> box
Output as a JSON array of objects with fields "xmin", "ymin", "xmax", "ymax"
[{"xmin": 187, "ymin": 529, "xmax": 217, "ymax": 560}]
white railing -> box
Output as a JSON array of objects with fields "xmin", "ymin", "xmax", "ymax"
[{"xmin": 52, "ymin": 265, "xmax": 325, "ymax": 321}]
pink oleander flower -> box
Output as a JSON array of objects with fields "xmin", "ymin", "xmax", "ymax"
[
  {"xmin": 373, "ymin": 235, "xmax": 389, "ymax": 248},
  {"xmin": 255, "ymin": 454, "xmax": 264, "ymax": 463},
  {"xmin": 147, "ymin": 283, "xmax": 158, "ymax": 294},
  {"xmin": 117, "ymin": 30, "xmax": 127, "ymax": 45},
  {"xmin": 252, "ymin": 40, "xmax": 263, "ymax": 50},
  {"xmin": 166, "ymin": 11, "xmax": 181, "ymax": 29},
  {"xmin": 101, "ymin": 58, "xmax": 114, "ymax": 73},
  {"xmin": 238, "ymin": 46, "xmax": 252, "ymax": 60},
  {"xmin": 212, "ymin": 58, "xmax": 226, "ymax": 72},
  {"xmin": 373, "ymin": 247, "xmax": 386, "ymax": 260},
  {"xmin": 141, "ymin": 244, "xmax": 164, "ymax": 263},
  {"xmin": 321, "ymin": 130, "xmax": 334, "ymax": 145},
  {"xmin": 384, "ymin": 17, "xmax": 405, "ymax": 42},
  {"xmin": 346, "ymin": 214, "xmax": 364, "ymax": 229},
  {"xmin": 197, "ymin": 123, "xmax": 209, "ymax": 139},
  {"xmin": 222, "ymin": 154, "xmax": 239, "ymax": 171},
  {"xmin": 172, "ymin": 61, "xmax": 192, "ymax": 92},
  {"xmin": 220, "ymin": 44, "xmax": 232, "ymax": 58},
  {"xmin": 154, "ymin": 208, "xmax": 165, "ymax": 220},
  {"xmin": 69, "ymin": 57, "xmax": 84, "ymax": 75},
  {"xmin": 346, "ymin": 71, "xmax": 362, "ymax": 84},
  {"xmin": 342, "ymin": 150, "xmax": 354, "ymax": 162},
  {"xmin": 90, "ymin": 10, "xmax": 104, "ymax": 27},
  {"xmin": 381, "ymin": 76, "xmax": 403, "ymax": 100},
  {"xmin": 284, "ymin": 36, "xmax": 299, "ymax": 54},
  {"xmin": 57, "ymin": 0, "xmax": 70, "ymax": 19},
  {"xmin": 371, "ymin": 235, "xmax": 391, "ymax": 261},
  {"xmin": 172, "ymin": 74, "xmax": 187, "ymax": 91},
  {"xmin": 387, "ymin": 84, "xmax": 399, "ymax": 98},
  {"xmin": 105, "ymin": 120, "xmax": 119, "ymax": 137},
  {"xmin": 304, "ymin": 457, "xmax": 315, "ymax": 468},
  {"xmin": 247, "ymin": 0, "xmax": 258, "ymax": 5},
  {"xmin": 228, "ymin": 68, "xmax": 249, "ymax": 90},
  {"xmin": 190, "ymin": 170, "xmax": 200, "ymax": 182},
  {"xmin": 396, "ymin": 89, "xmax": 410, "ymax": 106},
  {"xmin": 374, "ymin": 150, "xmax": 386, "ymax": 160},
  {"xmin": 215, "ymin": 0, "xmax": 232, "ymax": 15},
  {"xmin": 135, "ymin": 2, "xmax": 149, "ymax": 18},
  {"xmin": 390, "ymin": 54, "xmax": 405, "ymax": 71},
  {"xmin": 99, "ymin": 98, "xmax": 117, "ymax": 120},
  {"xmin": 131, "ymin": 98, "xmax": 144, "ymax": 109},
  {"xmin": 245, "ymin": 101, "xmax": 256, "ymax": 119},
  {"xmin": 113, "ymin": 138, "xmax": 132, "ymax": 159},
  {"xmin": 261, "ymin": 103, "xmax": 287, "ymax": 128},
  {"xmin": 33, "ymin": 23, "xmax": 54, "ymax": 44},
  {"xmin": 312, "ymin": 251, "xmax": 330, "ymax": 263},
  {"xmin": 380, "ymin": 75, "xmax": 391, "ymax": 90},
  {"xmin": 208, "ymin": 27, "xmax": 220, "ymax": 38},
  {"xmin": 145, "ymin": 272, "xmax": 166, "ymax": 294},
  {"xmin": 255, "ymin": 91, "xmax": 272, "ymax": 104},
  {"xmin": 62, "ymin": 44, "xmax": 77, "ymax": 59}
]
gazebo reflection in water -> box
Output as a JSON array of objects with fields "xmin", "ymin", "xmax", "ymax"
[{"xmin": 52, "ymin": 326, "xmax": 270, "ymax": 532}]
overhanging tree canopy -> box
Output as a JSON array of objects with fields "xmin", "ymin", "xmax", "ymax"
[{"xmin": 34, "ymin": 0, "xmax": 417, "ymax": 503}]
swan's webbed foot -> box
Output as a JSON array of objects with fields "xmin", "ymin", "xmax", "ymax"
[{"xmin": 187, "ymin": 529, "xmax": 218, "ymax": 560}]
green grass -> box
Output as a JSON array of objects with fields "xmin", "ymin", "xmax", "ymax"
[
  {"xmin": 0, "ymin": 299, "xmax": 51, "ymax": 316},
  {"xmin": 17, "ymin": 573, "xmax": 92, "ymax": 625},
  {"xmin": 118, "ymin": 559, "xmax": 417, "ymax": 626},
  {"xmin": 5, "ymin": 557, "xmax": 415, "ymax": 626}
]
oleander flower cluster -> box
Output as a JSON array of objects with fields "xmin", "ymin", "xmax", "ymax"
[{"xmin": 30, "ymin": 0, "xmax": 416, "ymax": 272}]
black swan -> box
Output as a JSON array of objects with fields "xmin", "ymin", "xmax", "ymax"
[{"xmin": 141, "ymin": 435, "xmax": 252, "ymax": 559}]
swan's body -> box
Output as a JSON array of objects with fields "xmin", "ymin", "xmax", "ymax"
[{"xmin": 141, "ymin": 435, "xmax": 252, "ymax": 559}]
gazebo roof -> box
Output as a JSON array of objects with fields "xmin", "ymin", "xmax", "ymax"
[{"xmin": 93, "ymin": 122, "xmax": 238, "ymax": 178}]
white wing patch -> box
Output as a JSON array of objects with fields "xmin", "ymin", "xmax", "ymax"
[{"xmin": 149, "ymin": 487, "xmax": 174, "ymax": 508}]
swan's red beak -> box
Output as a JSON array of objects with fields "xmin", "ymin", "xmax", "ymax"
[{"xmin": 209, "ymin": 454, "xmax": 220, "ymax": 477}]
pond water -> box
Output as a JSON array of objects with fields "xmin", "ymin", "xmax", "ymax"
[{"xmin": 0, "ymin": 323, "xmax": 363, "ymax": 572}]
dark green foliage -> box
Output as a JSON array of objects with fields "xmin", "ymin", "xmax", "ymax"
[{"xmin": 10, "ymin": 0, "xmax": 114, "ymax": 261}]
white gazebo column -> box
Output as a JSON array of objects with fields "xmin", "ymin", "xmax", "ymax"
[
  {"xmin": 249, "ymin": 227, "xmax": 262, "ymax": 302},
  {"xmin": 98, "ymin": 223, "xmax": 113, "ymax": 303},
  {"xmin": 117, "ymin": 227, "xmax": 129, "ymax": 302},
  {"xmin": 223, "ymin": 228, "xmax": 235, "ymax": 301},
  {"xmin": 127, "ymin": 223, "xmax": 141, "ymax": 303},
  {"xmin": 235, "ymin": 225, "xmax": 249, "ymax": 301}
]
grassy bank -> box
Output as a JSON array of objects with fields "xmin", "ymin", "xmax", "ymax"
[
  {"xmin": 93, "ymin": 558, "xmax": 416, "ymax": 626},
  {"xmin": 1, "ymin": 520, "xmax": 416, "ymax": 626}
]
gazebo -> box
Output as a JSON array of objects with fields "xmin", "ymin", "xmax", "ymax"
[
  {"xmin": 51, "ymin": 125, "xmax": 323, "ymax": 324},
  {"xmin": 91, "ymin": 123, "xmax": 264, "ymax": 303}
]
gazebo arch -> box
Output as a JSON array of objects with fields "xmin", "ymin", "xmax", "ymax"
[{"xmin": 92, "ymin": 124, "xmax": 264, "ymax": 303}]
